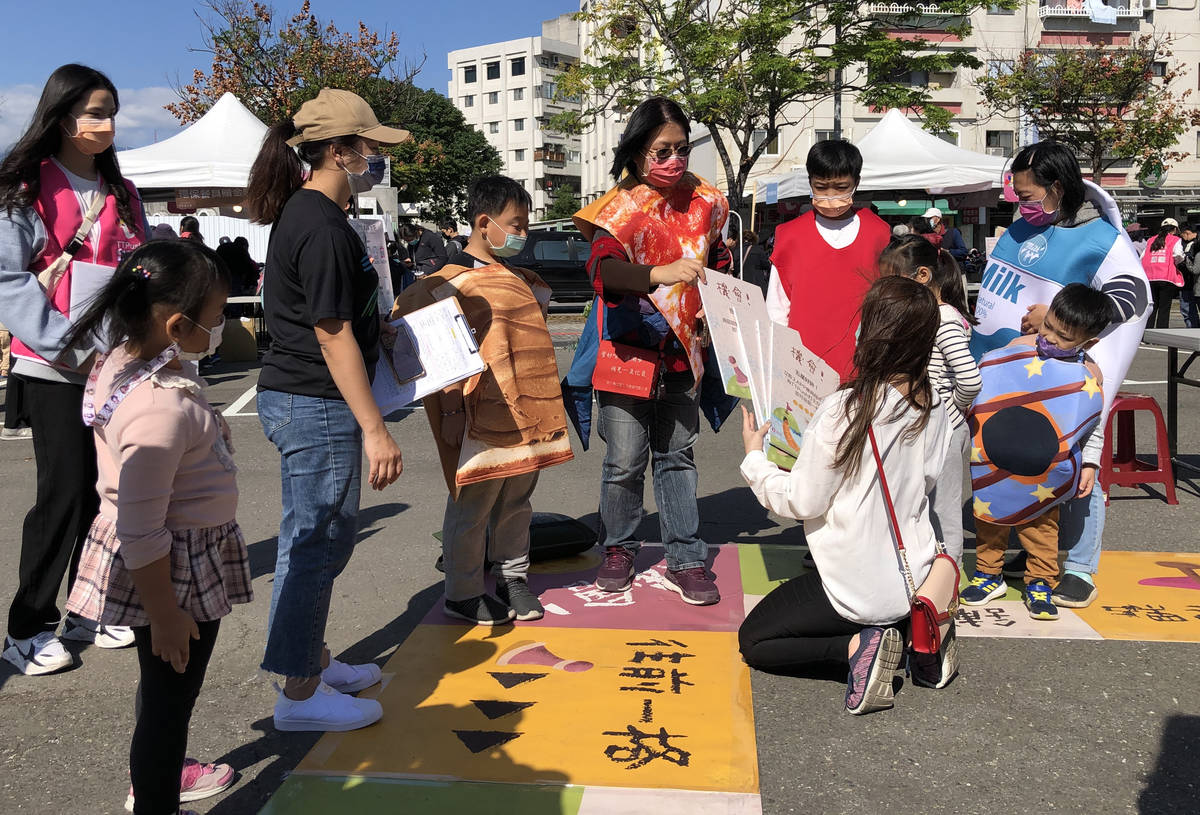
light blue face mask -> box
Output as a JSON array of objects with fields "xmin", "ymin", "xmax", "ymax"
[{"xmin": 487, "ymin": 219, "xmax": 527, "ymax": 257}]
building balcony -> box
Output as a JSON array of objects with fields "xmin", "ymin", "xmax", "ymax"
[
  {"xmin": 867, "ymin": 2, "xmax": 963, "ymax": 15},
  {"xmin": 535, "ymin": 149, "xmax": 567, "ymax": 165},
  {"xmin": 1038, "ymin": 0, "xmax": 1143, "ymax": 18}
]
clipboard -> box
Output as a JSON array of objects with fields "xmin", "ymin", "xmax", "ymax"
[{"xmin": 372, "ymin": 297, "xmax": 485, "ymax": 413}]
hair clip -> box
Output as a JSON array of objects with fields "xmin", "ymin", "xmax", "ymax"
[{"xmin": 132, "ymin": 264, "xmax": 150, "ymax": 279}]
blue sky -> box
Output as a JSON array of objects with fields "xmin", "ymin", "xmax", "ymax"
[{"xmin": 0, "ymin": 0, "xmax": 574, "ymax": 150}]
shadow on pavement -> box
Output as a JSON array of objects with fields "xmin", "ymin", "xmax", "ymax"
[{"xmin": 1138, "ymin": 713, "xmax": 1200, "ymax": 814}]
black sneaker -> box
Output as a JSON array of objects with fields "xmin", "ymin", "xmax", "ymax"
[
  {"xmin": 1002, "ymin": 550, "xmax": 1027, "ymax": 578},
  {"xmin": 496, "ymin": 578, "xmax": 545, "ymax": 621},
  {"xmin": 1053, "ymin": 574, "xmax": 1099, "ymax": 608},
  {"xmin": 444, "ymin": 595, "xmax": 516, "ymax": 626}
]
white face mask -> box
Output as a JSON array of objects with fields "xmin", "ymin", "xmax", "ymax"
[{"xmin": 177, "ymin": 315, "xmax": 225, "ymax": 361}]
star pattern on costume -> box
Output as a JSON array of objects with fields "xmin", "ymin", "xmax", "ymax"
[
  {"xmin": 1083, "ymin": 376, "xmax": 1101, "ymax": 398},
  {"xmin": 1030, "ymin": 483, "xmax": 1056, "ymax": 502},
  {"xmin": 970, "ymin": 446, "xmax": 983, "ymax": 463},
  {"xmin": 973, "ymin": 497, "xmax": 992, "ymax": 518},
  {"xmin": 1024, "ymin": 357, "xmax": 1047, "ymax": 378}
]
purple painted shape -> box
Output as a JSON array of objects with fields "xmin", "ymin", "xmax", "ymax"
[
  {"xmin": 422, "ymin": 544, "xmax": 746, "ymax": 632},
  {"xmin": 1138, "ymin": 561, "xmax": 1200, "ymax": 592}
]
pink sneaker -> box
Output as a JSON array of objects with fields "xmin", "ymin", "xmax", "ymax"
[{"xmin": 124, "ymin": 758, "xmax": 235, "ymax": 810}]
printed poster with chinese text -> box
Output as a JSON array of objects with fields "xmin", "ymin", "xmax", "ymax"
[
  {"xmin": 765, "ymin": 322, "xmax": 838, "ymax": 470},
  {"xmin": 696, "ymin": 270, "xmax": 769, "ymax": 422}
]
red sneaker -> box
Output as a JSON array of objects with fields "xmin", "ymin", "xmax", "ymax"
[
  {"xmin": 664, "ymin": 567, "xmax": 720, "ymax": 606},
  {"xmin": 595, "ymin": 546, "xmax": 636, "ymax": 592}
]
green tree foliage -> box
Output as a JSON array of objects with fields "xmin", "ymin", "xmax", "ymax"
[
  {"xmin": 170, "ymin": 1, "xmax": 500, "ymax": 221},
  {"xmin": 544, "ymin": 186, "xmax": 582, "ymax": 220},
  {"xmin": 977, "ymin": 35, "xmax": 1200, "ymax": 184},
  {"xmin": 555, "ymin": 0, "xmax": 1008, "ymax": 206}
]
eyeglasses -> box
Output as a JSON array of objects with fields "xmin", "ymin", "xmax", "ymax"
[{"xmin": 644, "ymin": 144, "xmax": 692, "ymax": 161}]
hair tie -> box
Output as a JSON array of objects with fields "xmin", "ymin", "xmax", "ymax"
[{"xmin": 132, "ymin": 264, "xmax": 150, "ymax": 279}]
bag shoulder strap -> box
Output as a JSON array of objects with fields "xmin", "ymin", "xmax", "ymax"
[
  {"xmin": 37, "ymin": 184, "xmax": 109, "ymax": 294},
  {"xmin": 867, "ymin": 424, "xmax": 919, "ymax": 600}
]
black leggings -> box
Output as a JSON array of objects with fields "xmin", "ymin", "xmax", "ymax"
[
  {"xmin": 130, "ymin": 619, "xmax": 221, "ymax": 815},
  {"xmin": 1149, "ymin": 281, "xmax": 1180, "ymax": 328},
  {"xmin": 738, "ymin": 571, "xmax": 865, "ymax": 671}
]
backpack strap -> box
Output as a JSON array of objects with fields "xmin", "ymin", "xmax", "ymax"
[{"xmin": 37, "ymin": 185, "xmax": 108, "ymax": 296}]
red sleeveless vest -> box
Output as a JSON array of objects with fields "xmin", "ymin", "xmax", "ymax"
[
  {"xmin": 11, "ymin": 160, "xmax": 144, "ymax": 367},
  {"xmin": 770, "ymin": 208, "xmax": 891, "ymax": 381}
]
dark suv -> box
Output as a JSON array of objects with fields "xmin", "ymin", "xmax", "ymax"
[{"xmin": 512, "ymin": 229, "xmax": 592, "ymax": 302}]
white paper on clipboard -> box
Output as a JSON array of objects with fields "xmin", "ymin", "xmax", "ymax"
[
  {"xmin": 372, "ymin": 296, "xmax": 485, "ymax": 414},
  {"xmin": 68, "ymin": 261, "xmax": 117, "ymax": 319}
]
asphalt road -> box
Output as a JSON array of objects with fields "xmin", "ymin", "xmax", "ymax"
[{"xmin": 0, "ymin": 319, "xmax": 1198, "ymax": 815}]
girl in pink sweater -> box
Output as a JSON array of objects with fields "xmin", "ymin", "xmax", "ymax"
[{"xmin": 62, "ymin": 240, "xmax": 251, "ymax": 815}]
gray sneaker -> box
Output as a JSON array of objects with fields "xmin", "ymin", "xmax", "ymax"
[{"xmin": 497, "ymin": 578, "xmax": 545, "ymax": 621}]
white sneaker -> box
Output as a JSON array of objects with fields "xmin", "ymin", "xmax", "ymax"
[
  {"xmin": 321, "ymin": 658, "xmax": 382, "ymax": 694},
  {"xmin": 2, "ymin": 632, "xmax": 72, "ymax": 675},
  {"xmin": 61, "ymin": 614, "xmax": 136, "ymax": 649},
  {"xmin": 273, "ymin": 681, "xmax": 383, "ymax": 732}
]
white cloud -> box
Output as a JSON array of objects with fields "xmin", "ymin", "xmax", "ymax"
[{"xmin": 0, "ymin": 84, "xmax": 186, "ymax": 155}]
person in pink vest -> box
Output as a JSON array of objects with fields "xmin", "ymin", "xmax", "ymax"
[
  {"xmin": 0, "ymin": 65, "xmax": 150, "ymax": 677},
  {"xmin": 766, "ymin": 140, "xmax": 892, "ymax": 382},
  {"xmin": 1141, "ymin": 218, "xmax": 1184, "ymax": 328}
]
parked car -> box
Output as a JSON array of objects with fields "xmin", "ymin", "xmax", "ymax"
[{"xmin": 512, "ymin": 229, "xmax": 592, "ymax": 302}]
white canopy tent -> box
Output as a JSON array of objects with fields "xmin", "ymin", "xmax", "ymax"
[
  {"xmin": 117, "ymin": 93, "xmax": 268, "ymax": 191},
  {"xmin": 754, "ymin": 108, "xmax": 1008, "ymax": 202}
]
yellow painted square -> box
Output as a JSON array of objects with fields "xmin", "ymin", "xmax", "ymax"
[
  {"xmin": 1074, "ymin": 552, "xmax": 1200, "ymax": 642},
  {"xmin": 296, "ymin": 624, "xmax": 759, "ymax": 794}
]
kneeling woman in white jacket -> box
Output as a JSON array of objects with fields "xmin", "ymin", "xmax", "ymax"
[{"xmin": 739, "ymin": 276, "xmax": 950, "ymax": 715}]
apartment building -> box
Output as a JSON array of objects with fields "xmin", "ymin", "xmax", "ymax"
[
  {"xmin": 446, "ymin": 15, "xmax": 583, "ymax": 221},
  {"xmin": 576, "ymin": 0, "xmax": 1200, "ymax": 224}
]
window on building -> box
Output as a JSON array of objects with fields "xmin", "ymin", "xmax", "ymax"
[
  {"xmin": 488, "ymin": 121, "xmax": 500, "ymax": 133},
  {"xmin": 752, "ymin": 129, "xmax": 780, "ymax": 156},
  {"xmin": 986, "ymin": 60, "xmax": 1015, "ymax": 78},
  {"xmin": 513, "ymin": 118, "xmax": 525, "ymax": 132},
  {"xmin": 1156, "ymin": 0, "xmax": 1168, "ymax": 7},
  {"xmin": 511, "ymin": 57, "xmax": 526, "ymax": 76},
  {"xmin": 486, "ymin": 61, "xmax": 500, "ymax": 80},
  {"xmin": 568, "ymin": 150, "xmax": 581, "ymax": 162},
  {"xmin": 462, "ymin": 65, "xmax": 476, "ymax": 83},
  {"xmin": 512, "ymin": 87, "xmax": 524, "ymax": 101},
  {"xmin": 1151, "ymin": 61, "xmax": 1168, "ymax": 77},
  {"xmin": 985, "ymin": 130, "xmax": 1014, "ymax": 157},
  {"xmin": 514, "ymin": 149, "xmax": 526, "ymax": 161},
  {"xmin": 487, "ymin": 91, "xmax": 499, "ymax": 104},
  {"xmin": 935, "ymin": 130, "xmax": 959, "ymax": 146},
  {"xmin": 987, "ymin": 2, "xmax": 1015, "ymax": 13},
  {"xmin": 815, "ymin": 130, "xmax": 837, "ymax": 142},
  {"xmin": 462, "ymin": 95, "xmax": 474, "ymax": 108}
]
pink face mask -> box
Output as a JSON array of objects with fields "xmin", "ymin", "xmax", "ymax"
[
  {"xmin": 1019, "ymin": 196, "xmax": 1058, "ymax": 227},
  {"xmin": 645, "ymin": 155, "xmax": 687, "ymax": 188}
]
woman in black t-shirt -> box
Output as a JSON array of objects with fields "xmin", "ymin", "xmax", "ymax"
[{"xmin": 245, "ymin": 89, "xmax": 408, "ymax": 733}]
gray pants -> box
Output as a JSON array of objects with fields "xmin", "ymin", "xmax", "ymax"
[
  {"xmin": 929, "ymin": 419, "xmax": 970, "ymax": 564},
  {"xmin": 442, "ymin": 471, "xmax": 539, "ymax": 601}
]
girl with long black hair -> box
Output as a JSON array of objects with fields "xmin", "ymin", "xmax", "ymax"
[{"xmin": 0, "ymin": 64, "xmax": 145, "ymax": 675}]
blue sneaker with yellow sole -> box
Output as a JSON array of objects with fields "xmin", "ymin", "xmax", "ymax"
[
  {"xmin": 1024, "ymin": 579, "xmax": 1059, "ymax": 621},
  {"xmin": 959, "ymin": 571, "xmax": 1007, "ymax": 606}
]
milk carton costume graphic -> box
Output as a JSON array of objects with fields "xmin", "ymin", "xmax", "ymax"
[{"xmin": 971, "ymin": 180, "xmax": 1149, "ymax": 426}]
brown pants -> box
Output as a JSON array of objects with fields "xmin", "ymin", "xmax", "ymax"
[{"xmin": 975, "ymin": 507, "xmax": 1059, "ymax": 587}]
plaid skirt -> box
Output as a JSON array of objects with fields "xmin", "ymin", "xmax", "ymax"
[{"xmin": 67, "ymin": 517, "xmax": 253, "ymax": 627}]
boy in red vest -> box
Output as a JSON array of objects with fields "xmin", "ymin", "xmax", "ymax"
[{"xmin": 766, "ymin": 140, "xmax": 892, "ymax": 380}]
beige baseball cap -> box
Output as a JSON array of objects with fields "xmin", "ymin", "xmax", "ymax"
[
  {"xmin": 923, "ymin": 207, "xmax": 943, "ymax": 219},
  {"xmin": 287, "ymin": 89, "xmax": 410, "ymax": 146},
  {"xmin": 1162, "ymin": 217, "xmax": 1180, "ymax": 228}
]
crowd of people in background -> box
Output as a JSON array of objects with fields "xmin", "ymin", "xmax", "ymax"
[{"xmin": 0, "ymin": 62, "xmax": 1170, "ymax": 814}]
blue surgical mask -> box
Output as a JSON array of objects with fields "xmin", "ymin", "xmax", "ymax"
[{"xmin": 487, "ymin": 219, "xmax": 527, "ymax": 257}]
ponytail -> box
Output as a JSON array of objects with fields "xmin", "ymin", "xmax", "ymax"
[
  {"xmin": 245, "ymin": 121, "xmax": 305, "ymax": 225},
  {"xmin": 1150, "ymin": 225, "xmax": 1172, "ymax": 253},
  {"xmin": 933, "ymin": 248, "xmax": 978, "ymax": 326},
  {"xmin": 245, "ymin": 120, "xmax": 363, "ymax": 225}
]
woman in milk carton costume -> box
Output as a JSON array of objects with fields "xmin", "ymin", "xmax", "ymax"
[{"xmin": 970, "ymin": 141, "xmax": 1149, "ymax": 609}]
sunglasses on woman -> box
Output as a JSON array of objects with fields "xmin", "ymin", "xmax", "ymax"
[{"xmin": 644, "ymin": 144, "xmax": 692, "ymax": 161}]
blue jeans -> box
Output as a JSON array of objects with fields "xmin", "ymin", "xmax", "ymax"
[
  {"xmin": 596, "ymin": 371, "xmax": 706, "ymax": 571},
  {"xmin": 257, "ymin": 390, "xmax": 363, "ymax": 678},
  {"xmin": 1180, "ymin": 286, "xmax": 1199, "ymax": 328},
  {"xmin": 1058, "ymin": 484, "xmax": 1105, "ymax": 576}
]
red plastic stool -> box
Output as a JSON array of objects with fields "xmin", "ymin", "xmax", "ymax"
[{"xmin": 1100, "ymin": 392, "xmax": 1177, "ymax": 505}]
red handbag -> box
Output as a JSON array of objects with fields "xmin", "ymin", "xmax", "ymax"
[
  {"xmin": 868, "ymin": 426, "xmax": 960, "ymax": 688},
  {"xmin": 590, "ymin": 300, "xmax": 663, "ymax": 399}
]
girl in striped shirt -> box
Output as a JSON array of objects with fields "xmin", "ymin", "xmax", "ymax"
[{"xmin": 880, "ymin": 235, "xmax": 981, "ymax": 562}]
